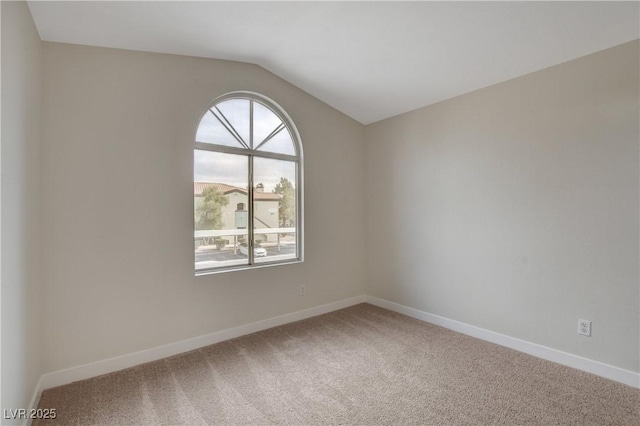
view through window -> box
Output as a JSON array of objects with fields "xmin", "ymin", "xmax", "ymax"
[{"xmin": 194, "ymin": 93, "xmax": 302, "ymax": 273}]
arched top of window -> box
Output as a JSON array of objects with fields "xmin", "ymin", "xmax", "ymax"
[{"xmin": 195, "ymin": 92, "xmax": 302, "ymax": 159}]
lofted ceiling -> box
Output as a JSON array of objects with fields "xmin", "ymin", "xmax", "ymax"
[{"xmin": 27, "ymin": 1, "xmax": 639, "ymax": 124}]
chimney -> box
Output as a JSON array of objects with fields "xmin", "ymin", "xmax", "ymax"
[{"xmin": 256, "ymin": 183, "xmax": 264, "ymax": 193}]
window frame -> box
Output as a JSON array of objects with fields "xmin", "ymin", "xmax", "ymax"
[{"xmin": 194, "ymin": 91, "xmax": 304, "ymax": 275}]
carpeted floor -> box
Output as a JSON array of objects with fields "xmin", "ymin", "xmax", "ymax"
[{"xmin": 36, "ymin": 303, "xmax": 639, "ymax": 425}]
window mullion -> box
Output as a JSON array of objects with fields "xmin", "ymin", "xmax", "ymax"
[
  {"xmin": 250, "ymin": 100, "xmax": 254, "ymax": 149},
  {"xmin": 211, "ymin": 107, "xmax": 250, "ymax": 149},
  {"xmin": 195, "ymin": 143, "xmax": 298, "ymax": 162},
  {"xmin": 248, "ymin": 101, "xmax": 254, "ymax": 265},
  {"xmin": 248, "ymin": 155, "xmax": 254, "ymax": 265},
  {"xmin": 254, "ymin": 124, "xmax": 285, "ymax": 151}
]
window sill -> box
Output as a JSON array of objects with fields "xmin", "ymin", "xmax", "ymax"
[{"xmin": 194, "ymin": 259, "xmax": 303, "ymax": 277}]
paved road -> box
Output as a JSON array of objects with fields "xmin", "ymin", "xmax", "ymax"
[{"xmin": 196, "ymin": 245, "xmax": 296, "ymax": 262}]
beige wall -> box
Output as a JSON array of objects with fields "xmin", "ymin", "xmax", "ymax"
[
  {"xmin": 41, "ymin": 42, "xmax": 366, "ymax": 373},
  {"xmin": 365, "ymin": 41, "xmax": 640, "ymax": 372},
  {"xmin": 1, "ymin": 1, "xmax": 44, "ymax": 419}
]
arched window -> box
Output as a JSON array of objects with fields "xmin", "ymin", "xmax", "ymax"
[{"xmin": 194, "ymin": 92, "xmax": 303, "ymax": 274}]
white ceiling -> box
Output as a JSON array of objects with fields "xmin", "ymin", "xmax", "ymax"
[{"xmin": 28, "ymin": 1, "xmax": 639, "ymax": 124}]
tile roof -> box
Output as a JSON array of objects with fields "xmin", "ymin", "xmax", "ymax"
[{"xmin": 194, "ymin": 182, "xmax": 281, "ymax": 201}]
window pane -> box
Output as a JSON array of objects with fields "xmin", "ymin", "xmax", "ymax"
[
  {"xmin": 252, "ymin": 101, "xmax": 282, "ymax": 149},
  {"xmin": 252, "ymin": 157, "xmax": 297, "ymax": 264},
  {"xmin": 257, "ymin": 127, "xmax": 296, "ymax": 156},
  {"xmin": 216, "ymin": 99, "xmax": 250, "ymax": 147},
  {"xmin": 196, "ymin": 110, "xmax": 244, "ymax": 149},
  {"xmin": 194, "ymin": 150, "xmax": 249, "ymax": 270}
]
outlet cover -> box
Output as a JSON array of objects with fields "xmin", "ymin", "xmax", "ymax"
[{"xmin": 578, "ymin": 319, "xmax": 591, "ymax": 337}]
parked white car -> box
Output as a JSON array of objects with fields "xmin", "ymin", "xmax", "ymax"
[{"xmin": 237, "ymin": 242, "xmax": 267, "ymax": 257}]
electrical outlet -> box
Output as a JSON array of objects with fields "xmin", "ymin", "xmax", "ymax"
[
  {"xmin": 299, "ymin": 284, "xmax": 306, "ymax": 296},
  {"xmin": 578, "ymin": 319, "xmax": 591, "ymax": 337}
]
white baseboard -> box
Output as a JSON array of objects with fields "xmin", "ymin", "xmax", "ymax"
[
  {"xmin": 40, "ymin": 295, "xmax": 367, "ymax": 390},
  {"xmin": 23, "ymin": 376, "xmax": 44, "ymax": 426},
  {"xmin": 366, "ymin": 295, "xmax": 640, "ymax": 389}
]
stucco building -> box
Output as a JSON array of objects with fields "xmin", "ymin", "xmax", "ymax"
[{"xmin": 194, "ymin": 182, "xmax": 281, "ymax": 243}]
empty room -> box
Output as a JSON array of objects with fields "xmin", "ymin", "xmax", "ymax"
[{"xmin": 2, "ymin": 1, "xmax": 639, "ymax": 425}]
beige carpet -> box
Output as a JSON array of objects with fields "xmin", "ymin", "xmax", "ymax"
[{"xmin": 36, "ymin": 303, "xmax": 639, "ymax": 425}]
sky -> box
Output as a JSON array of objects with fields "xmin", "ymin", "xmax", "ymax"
[{"xmin": 194, "ymin": 150, "xmax": 296, "ymax": 192}]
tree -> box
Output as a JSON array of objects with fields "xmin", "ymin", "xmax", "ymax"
[
  {"xmin": 195, "ymin": 186, "xmax": 229, "ymax": 231},
  {"xmin": 273, "ymin": 177, "xmax": 295, "ymax": 227}
]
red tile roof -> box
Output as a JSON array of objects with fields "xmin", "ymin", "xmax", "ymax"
[{"xmin": 194, "ymin": 182, "xmax": 281, "ymax": 201}]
